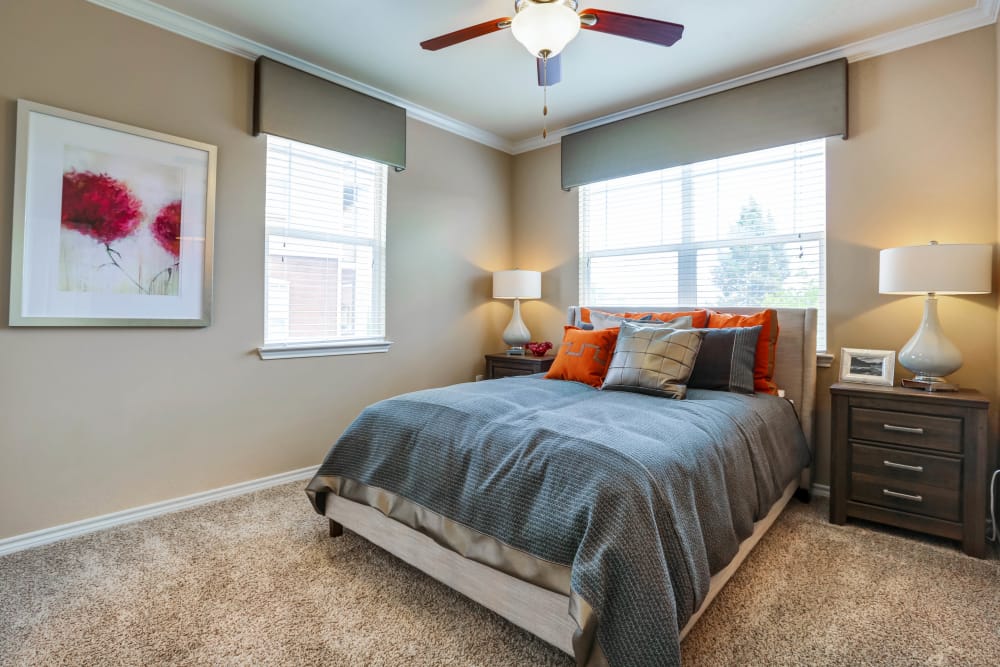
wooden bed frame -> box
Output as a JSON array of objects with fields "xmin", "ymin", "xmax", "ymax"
[{"xmin": 323, "ymin": 307, "xmax": 818, "ymax": 659}]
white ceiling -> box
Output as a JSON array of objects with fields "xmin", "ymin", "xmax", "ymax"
[{"xmin": 97, "ymin": 0, "xmax": 995, "ymax": 152}]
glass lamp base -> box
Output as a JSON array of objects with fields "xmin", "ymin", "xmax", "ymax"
[
  {"xmin": 897, "ymin": 296, "xmax": 961, "ymax": 393},
  {"xmin": 901, "ymin": 376, "xmax": 958, "ymax": 392}
]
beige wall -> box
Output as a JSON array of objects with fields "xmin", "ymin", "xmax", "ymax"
[
  {"xmin": 513, "ymin": 26, "xmax": 999, "ymax": 488},
  {"xmin": 512, "ymin": 146, "xmax": 579, "ymax": 342},
  {"xmin": 0, "ymin": 0, "xmax": 512, "ymax": 539},
  {"xmin": 824, "ymin": 25, "xmax": 998, "ymax": 484},
  {"xmin": 1, "ymin": 0, "xmax": 997, "ymax": 540}
]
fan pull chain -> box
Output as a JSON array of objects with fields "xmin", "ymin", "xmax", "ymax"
[{"xmin": 542, "ymin": 53, "xmax": 549, "ymax": 139}]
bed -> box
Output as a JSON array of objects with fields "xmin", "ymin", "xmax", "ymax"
[{"xmin": 306, "ymin": 306, "xmax": 817, "ymax": 666}]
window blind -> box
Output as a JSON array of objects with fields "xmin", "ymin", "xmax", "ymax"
[
  {"xmin": 580, "ymin": 139, "xmax": 827, "ymax": 349},
  {"xmin": 265, "ymin": 135, "xmax": 387, "ymax": 346}
]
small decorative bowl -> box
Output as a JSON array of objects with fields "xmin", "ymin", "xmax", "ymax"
[{"xmin": 526, "ymin": 341, "xmax": 553, "ymax": 357}]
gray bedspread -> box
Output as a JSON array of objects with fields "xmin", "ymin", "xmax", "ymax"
[{"xmin": 307, "ymin": 375, "xmax": 809, "ymax": 666}]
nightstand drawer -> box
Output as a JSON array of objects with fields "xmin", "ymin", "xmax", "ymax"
[
  {"xmin": 850, "ymin": 472, "xmax": 960, "ymax": 522},
  {"xmin": 850, "ymin": 443, "xmax": 961, "ymax": 491},
  {"xmin": 485, "ymin": 353, "xmax": 555, "ymax": 379},
  {"xmin": 490, "ymin": 364, "xmax": 535, "ymax": 379},
  {"xmin": 850, "ymin": 407, "xmax": 961, "ymax": 453}
]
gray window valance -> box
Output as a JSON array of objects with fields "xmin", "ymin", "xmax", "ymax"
[
  {"xmin": 561, "ymin": 58, "xmax": 847, "ymax": 189},
  {"xmin": 253, "ymin": 57, "xmax": 406, "ymax": 171}
]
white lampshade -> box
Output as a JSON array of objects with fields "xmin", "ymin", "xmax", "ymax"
[
  {"xmin": 511, "ymin": 0, "xmax": 581, "ymax": 57},
  {"xmin": 493, "ymin": 270, "xmax": 542, "ymax": 300},
  {"xmin": 879, "ymin": 242, "xmax": 992, "ymax": 295}
]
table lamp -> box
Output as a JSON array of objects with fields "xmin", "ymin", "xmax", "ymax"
[
  {"xmin": 493, "ymin": 269, "xmax": 541, "ymax": 355},
  {"xmin": 878, "ymin": 241, "xmax": 992, "ymax": 391}
]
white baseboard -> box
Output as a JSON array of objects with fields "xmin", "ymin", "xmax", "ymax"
[
  {"xmin": 0, "ymin": 470, "xmax": 831, "ymax": 557},
  {"xmin": 0, "ymin": 465, "xmax": 319, "ymax": 557}
]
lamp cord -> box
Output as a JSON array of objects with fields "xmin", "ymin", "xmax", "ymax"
[
  {"xmin": 541, "ymin": 53, "xmax": 549, "ymax": 139},
  {"xmin": 989, "ymin": 469, "xmax": 1000, "ymax": 543}
]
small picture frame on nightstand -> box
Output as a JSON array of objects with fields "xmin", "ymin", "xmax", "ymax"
[{"xmin": 839, "ymin": 348, "xmax": 895, "ymax": 386}]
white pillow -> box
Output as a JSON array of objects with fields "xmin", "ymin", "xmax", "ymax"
[{"xmin": 589, "ymin": 311, "xmax": 693, "ymax": 331}]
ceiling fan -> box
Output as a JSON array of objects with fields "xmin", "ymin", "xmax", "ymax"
[{"xmin": 420, "ymin": 0, "xmax": 685, "ymax": 89}]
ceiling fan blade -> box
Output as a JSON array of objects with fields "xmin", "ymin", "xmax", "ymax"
[
  {"xmin": 420, "ymin": 17, "xmax": 512, "ymax": 51},
  {"xmin": 579, "ymin": 9, "xmax": 684, "ymax": 47},
  {"xmin": 536, "ymin": 53, "xmax": 562, "ymax": 87}
]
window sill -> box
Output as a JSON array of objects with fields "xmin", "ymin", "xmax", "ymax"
[
  {"xmin": 816, "ymin": 352, "xmax": 834, "ymax": 368},
  {"xmin": 257, "ymin": 339, "xmax": 393, "ymax": 360}
]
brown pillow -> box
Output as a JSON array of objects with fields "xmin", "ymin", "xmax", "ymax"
[{"xmin": 601, "ymin": 322, "xmax": 705, "ymax": 399}]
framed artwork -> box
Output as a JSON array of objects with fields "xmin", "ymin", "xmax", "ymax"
[
  {"xmin": 839, "ymin": 348, "xmax": 896, "ymax": 386},
  {"xmin": 9, "ymin": 100, "xmax": 216, "ymax": 327}
]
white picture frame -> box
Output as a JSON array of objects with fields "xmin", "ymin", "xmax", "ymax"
[
  {"xmin": 9, "ymin": 99, "xmax": 216, "ymax": 327},
  {"xmin": 839, "ymin": 348, "xmax": 896, "ymax": 386}
]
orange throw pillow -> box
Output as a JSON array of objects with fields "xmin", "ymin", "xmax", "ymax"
[
  {"xmin": 708, "ymin": 309, "xmax": 780, "ymax": 394},
  {"xmin": 545, "ymin": 326, "xmax": 620, "ymax": 388},
  {"xmin": 580, "ymin": 307, "xmax": 709, "ymax": 328}
]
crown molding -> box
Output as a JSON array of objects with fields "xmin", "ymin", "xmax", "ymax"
[
  {"xmin": 509, "ymin": 0, "xmax": 1000, "ymax": 153},
  {"xmin": 84, "ymin": 0, "xmax": 515, "ymax": 153},
  {"xmin": 88, "ymin": 0, "xmax": 997, "ymax": 157}
]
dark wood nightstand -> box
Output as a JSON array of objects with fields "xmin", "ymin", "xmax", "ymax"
[
  {"xmin": 485, "ymin": 353, "xmax": 555, "ymax": 379},
  {"xmin": 830, "ymin": 382, "xmax": 990, "ymax": 557}
]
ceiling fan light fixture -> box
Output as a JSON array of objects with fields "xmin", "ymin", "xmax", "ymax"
[{"xmin": 511, "ymin": 0, "xmax": 580, "ymax": 58}]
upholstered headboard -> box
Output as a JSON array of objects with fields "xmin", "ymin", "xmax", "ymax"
[{"xmin": 566, "ymin": 306, "xmax": 818, "ymax": 489}]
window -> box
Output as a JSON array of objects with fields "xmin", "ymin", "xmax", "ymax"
[
  {"xmin": 261, "ymin": 135, "xmax": 388, "ymax": 358},
  {"xmin": 579, "ymin": 139, "xmax": 826, "ymax": 349}
]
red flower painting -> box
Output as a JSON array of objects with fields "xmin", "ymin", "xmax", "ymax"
[
  {"xmin": 60, "ymin": 166, "xmax": 183, "ymax": 296},
  {"xmin": 61, "ymin": 171, "xmax": 143, "ymax": 244},
  {"xmin": 152, "ymin": 201, "xmax": 182, "ymax": 257}
]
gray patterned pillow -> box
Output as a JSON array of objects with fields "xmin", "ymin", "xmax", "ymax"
[{"xmin": 601, "ymin": 322, "xmax": 705, "ymax": 399}]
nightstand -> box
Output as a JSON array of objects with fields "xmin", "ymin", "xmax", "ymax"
[
  {"xmin": 830, "ymin": 382, "xmax": 990, "ymax": 558},
  {"xmin": 485, "ymin": 353, "xmax": 555, "ymax": 379}
]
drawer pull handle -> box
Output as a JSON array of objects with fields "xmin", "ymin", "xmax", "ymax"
[
  {"xmin": 883, "ymin": 460, "xmax": 924, "ymax": 473},
  {"xmin": 882, "ymin": 424, "xmax": 924, "ymax": 435},
  {"xmin": 882, "ymin": 489, "xmax": 923, "ymax": 503}
]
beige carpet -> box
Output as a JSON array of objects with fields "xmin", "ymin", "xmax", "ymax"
[{"xmin": 1, "ymin": 482, "xmax": 997, "ymax": 666}]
